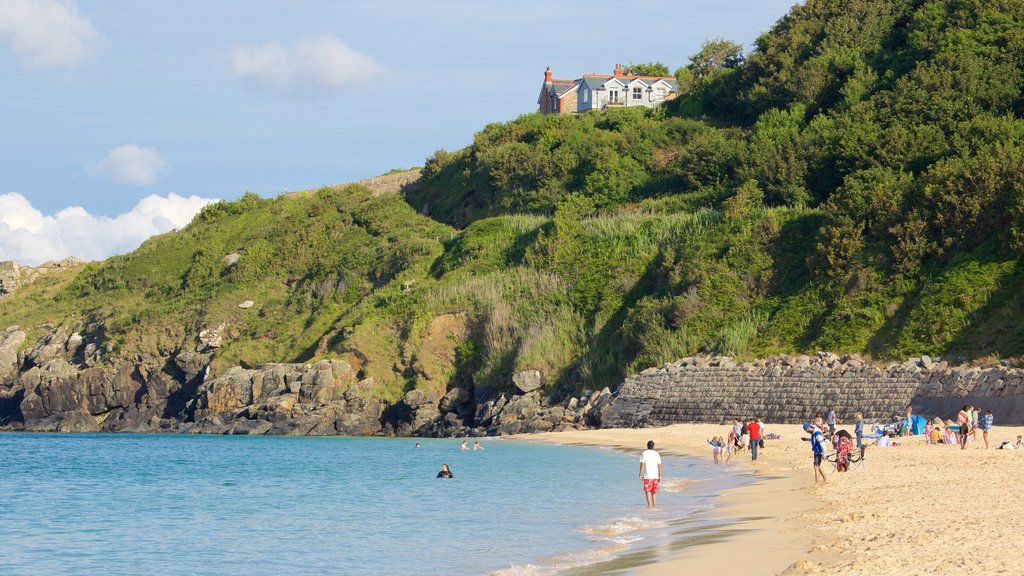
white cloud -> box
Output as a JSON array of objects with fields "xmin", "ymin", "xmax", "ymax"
[
  {"xmin": 227, "ymin": 35, "xmax": 380, "ymax": 95},
  {"xmin": 0, "ymin": 0, "xmax": 104, "ymax": 69},
  {"xmin": 89, "ymin": 144, "xmax": 170, "ymax": 186},
  {"xmin": 0, "ymin": 192, "xmax": 218, "ymax": 265}
]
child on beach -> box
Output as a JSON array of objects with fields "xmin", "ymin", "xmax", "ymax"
[{"xmin": 707, "ymin": 437, "xmax": 723, "ymax": 463}]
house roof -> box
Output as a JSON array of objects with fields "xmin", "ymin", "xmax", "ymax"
[
  {"xmin": 578, "ymin": 74, "xmax": 678, "ymax": 92},
  {"xmin": 550, "ymin": 79, "xmax": 579, "ymax": 98}
]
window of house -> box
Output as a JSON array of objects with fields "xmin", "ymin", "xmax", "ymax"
[
  {"xmin": 583, "ymin": 90, "xmax": 589, "ymax": 103},
  {"xmin": 633, "ymin": 86, "xmax": 643, "ymax": 100},
  {"xmin": 609, "ymin": 89, "xmax": 619, "ymax": 103}
]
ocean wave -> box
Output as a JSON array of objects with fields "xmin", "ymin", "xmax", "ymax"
[
  {"xmin": 578, "ymin": 516, "xmax": 658, "ymax": 537},
  {"xmin": 486, "ymin": 540, "xmax": 634, "ymax": 576}
]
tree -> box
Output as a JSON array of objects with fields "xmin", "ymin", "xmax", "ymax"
[
  {"xmin": 627, "ymin": 62, "xmax": 670, "ymax": 76},
  {"xmin": 688, "ymin": 39, "xmax": 744, "ymax": 82}
]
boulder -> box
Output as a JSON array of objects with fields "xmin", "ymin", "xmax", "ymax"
[
  {"xmin": 174, "ymin": 350, "xmax": 212, "ymax": 384},
  {"xmin": 22, "ymin": 326, "xmax": 71, "ymax": 369},
  {"xmin": 0, "ymin": 326, "xmax": 26, "ymax": 381},
  {"xmin": 198, "ymin": 323, "xmax": 226, "ymax": 351},
  {"xmin": 512, "ymin": 370, "xmax": 545, "ymax": 394},
  {"xmin": 228, "ymin": 419, "xmax": 273, "ymax": 435},
  {"xmin": 238, "ymin": 300, "xmax": 255, "ymax": 309}
]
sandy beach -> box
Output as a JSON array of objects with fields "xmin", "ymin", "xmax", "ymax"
[{"xmin": 530, "ymin": 423, "xmax": 1024, "ymax": 576}]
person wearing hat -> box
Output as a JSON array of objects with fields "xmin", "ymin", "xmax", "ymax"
[{"xmin": 803, "ymin": 423, "xmax": 828, "ymax": 485}]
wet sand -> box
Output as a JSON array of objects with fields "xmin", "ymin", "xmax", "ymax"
[{"xmin": 529, "ymin": 423, "xmax": 1024, "ymax": 575}]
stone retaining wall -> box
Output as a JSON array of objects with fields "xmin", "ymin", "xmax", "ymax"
[{"xmin": 604, "ymin": 353, "xmax": 1024, "ymax": 427}]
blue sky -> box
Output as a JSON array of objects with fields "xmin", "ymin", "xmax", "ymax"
[{"xmin": 0, "ymin": 0, "xmax": 797, "ymax": 264}]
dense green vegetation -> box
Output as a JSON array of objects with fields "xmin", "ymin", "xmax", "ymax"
[{"xmin": 3, "ymin": 0, "xmax": 1023, "ymax": 400}]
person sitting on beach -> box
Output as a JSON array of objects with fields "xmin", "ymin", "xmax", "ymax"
[
  {"xmin": 1016, "ymin": 435, "xmax": 1024, "ymax": 448},
  {"xmin": 929, "ymin": 424, "xmax": 941, "ymax": 445},
  {"xmin": 436, "ymin": 463, "xmax": 454, "ymax": 479}
]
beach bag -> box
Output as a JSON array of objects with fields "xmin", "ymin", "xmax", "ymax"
[{"xmin": 758, "ymin": 438, "xmax": 764, "ymax": 448}]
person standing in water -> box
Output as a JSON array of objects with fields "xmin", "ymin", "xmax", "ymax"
[
  {"xmin": 436, "ymin": 463, "xmax": 454, "ymax": 479},
  {"xmin": 639, "ymin": 440, "xmax": 662, "ymax": 509}
]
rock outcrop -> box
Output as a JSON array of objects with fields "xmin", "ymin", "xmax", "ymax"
[
  {"xmin": 0, "ymin": 323, "xmax": 595, "ymax": 436},
  {"xmin": 0, "ymin": 258, "xmax": 84, "ymax": 300}
]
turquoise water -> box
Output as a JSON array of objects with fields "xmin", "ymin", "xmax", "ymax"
[{"xmin": 0, "ymin": 434, "xmax": 743, "ymax": 575}]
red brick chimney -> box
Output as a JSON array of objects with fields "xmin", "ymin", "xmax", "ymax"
[
  {"xmin": 614, "ymin": 63, "xmax": 623, "ymax": 76},
  {"xmin": 545, "ymin": 67, "xmax": 552, "ymax": 82}
]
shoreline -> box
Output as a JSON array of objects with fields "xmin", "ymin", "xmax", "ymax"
[
  {"xmin": 526, "ymin": 424, "xmax": 819, "ymax": 576},
  {"xmin": 528, "ymin": 422, "xmax": 1024, "ymax": 575}
]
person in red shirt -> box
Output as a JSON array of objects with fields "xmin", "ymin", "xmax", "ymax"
[{"xmin": 748, "ymin": 417, "xmax": 762, "ymax": 461}]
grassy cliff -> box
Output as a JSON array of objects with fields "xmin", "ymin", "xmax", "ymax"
[{"xmin": 3, "ymin": 0, "xmax": 1024, "ymax": 401}]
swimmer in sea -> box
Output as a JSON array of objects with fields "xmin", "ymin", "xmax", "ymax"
[{"xmin": 436, "ymin": 463, "xmax": 453, "ymax": 479}]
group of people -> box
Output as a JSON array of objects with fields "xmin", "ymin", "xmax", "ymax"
[
  {"xmin": 706, "ymin": 417, "xmax": 768, "ymax": 463},
  {"xmin": 954, "ymin": 405, "xmax": 994, "ymax": 449},
  {"xmin": 433, "ymin": 439, "xmax": 485, "ymax": 479}
]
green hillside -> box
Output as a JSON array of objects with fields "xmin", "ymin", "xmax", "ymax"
[{"xmin": 3, "ymin": 0, "xmax": 1024, "ymax": 402}]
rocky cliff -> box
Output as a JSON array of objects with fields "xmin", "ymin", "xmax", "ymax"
[
  {"xmin": 604, "ymin": 353, "xmax": 1024, "ymax": 427},
  {"xmin": 0, "ymin": 258, "xmax": 83, "ymax": 300},
  {"xmin": 0, "ymin": 323, "xmax": 603, "ymax": 436}
]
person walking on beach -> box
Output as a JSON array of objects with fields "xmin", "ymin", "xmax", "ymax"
[
  {"xmin": 827, "ymin": 407, "xmax": 839, "ymax": 437},
  {"xmin": 748, "ymin": 417, "xmax": 762, "ymax": 461},
  {"xmin": 639, "ymin": 440, "xmax": 662, "ymax": 510},
  {"xmin": 981, "ymin": 409, "xmax": 993, "ymax": 449},
  {"xmin": 803, "ymin": 424, "xmax": 828, "ymax": 485}
]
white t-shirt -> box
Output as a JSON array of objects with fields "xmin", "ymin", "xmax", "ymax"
[{"xmin": 640, "ymin": 449, "xmax": 661, "ymax": 479}]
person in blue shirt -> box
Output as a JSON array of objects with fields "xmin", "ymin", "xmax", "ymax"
[
  {"xmin": 803, "ymin": 423, "xmax": 828, "ymax": 485},
  {"xmin": 981, "ymin": 409, "xmax": 994, "ymax": 449}
]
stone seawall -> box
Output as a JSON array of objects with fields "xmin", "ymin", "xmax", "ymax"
[{"xmin": 604, "ymin": 353, "xmax": 1024, "ymax": 427}]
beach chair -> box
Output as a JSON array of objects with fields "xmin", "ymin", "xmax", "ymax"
[{"xmin": 827, "ymin": 433, "xmax": 866, "ymax": 472}]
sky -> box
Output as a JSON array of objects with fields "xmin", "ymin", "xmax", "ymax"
[{"xmin": 0, "ymin": 0, "xmax": 798, "ymax": 265}]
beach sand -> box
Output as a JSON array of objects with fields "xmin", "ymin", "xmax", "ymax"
[{"xmin": 529, "ymin": 423, "xmax": 1024, "ymax": 575}]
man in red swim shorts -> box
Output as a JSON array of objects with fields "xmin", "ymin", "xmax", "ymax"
[{"xmin": 639, "ymin": 440, "xmax": 662, "ymax": 509}]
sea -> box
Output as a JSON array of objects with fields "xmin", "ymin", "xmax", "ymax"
[{"xmin": 0, "ymin": 433, "xmax": 754, "ymax": 575}]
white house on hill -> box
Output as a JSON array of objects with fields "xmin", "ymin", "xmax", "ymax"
[{"xmin": 538, "ymin": 64, "xmax": 679, "ymax": 115}]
